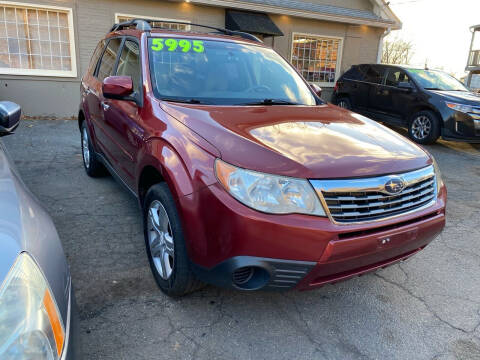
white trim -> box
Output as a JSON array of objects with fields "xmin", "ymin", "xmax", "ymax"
[
  {"xmin": 189, "ymin": 0, "xmax": 395, "ymax": 28},
  {"xmin": 114, "ymin": 13, "xmax": 192, "ymax": 31},
  {"xmin": 370, "ymin": 0, "xmax": 402, "ymax": 30},
  {"xmin": 290, "ymin": 32, "xmax": 344, "ymax": 88},
  {"xmin": 0, "ymin": 1, "xmax": 77, "ymax": 77}
]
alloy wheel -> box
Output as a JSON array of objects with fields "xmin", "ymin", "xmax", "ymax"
[
  {"xmin": 147, "ymin": 200, "xmax": 175, "ymax": 280},
  {"xmin": 411, "ymin": 115, "xmax": 432, "ymax": 140},
  {"xmin": 81, "ymin": 127, "xmax": 90, "ymax": 169}
]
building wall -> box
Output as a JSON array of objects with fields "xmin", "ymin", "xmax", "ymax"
[{"xmin": 0, "ymin": 0, "xmax": 383, "ymax": 117}]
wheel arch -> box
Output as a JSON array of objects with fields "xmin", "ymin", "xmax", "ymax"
[
  {"xmin": 408, "ymin": 106, "xmax": 443, "ymax": 128},
  {"xmin": 78, "ymin": 109, "xmax": 85, "ymax": 130},
  {"xmin": 138, "ymin": 165, "xmax": 165, "ymax": 206},
  {"xmin": 136, "ymin": 139, "xmax": 197, "ymax": 207}
]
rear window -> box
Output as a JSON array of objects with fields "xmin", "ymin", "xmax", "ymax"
[
  {"xmin": 147, "ymin": 37, "xmax": 316, "ymax": 106},
  {"xmin": 342, "ymin": 66, "xmax": 364, "ymax": 81}
]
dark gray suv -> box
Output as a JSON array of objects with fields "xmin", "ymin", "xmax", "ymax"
[{"xmin": 332, "ymin": 64, "xmax": 480, "ymax": 144}]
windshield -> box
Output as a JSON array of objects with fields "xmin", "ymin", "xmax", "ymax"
[
  {"xmin": 407, "ymin": 69, "xmax": 468, "ymax": 91},
  {"xmin": 148, "ymin": 37, "xmax": 316, "ymax": 105}
]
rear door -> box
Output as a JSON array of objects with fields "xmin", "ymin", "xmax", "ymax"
[
  {"xmin": 91, "ymin": 37, "xmax": 123, "ymax": 164},
  {"xmin": 339, "ymin": 65, "xmax": 370, "ymax": 111},
  {"xmin": 365, "ymin": 65, "xmax": 387, "ymax": 117},
  {"xmin": 81, "ymin": 39, "xmax": 106, "ymax": 141},
  {"xmin": 101, "ymin": 39, "xmax": 144, "ymax": 189}
]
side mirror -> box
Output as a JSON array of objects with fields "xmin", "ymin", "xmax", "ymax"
[
  {"xmin": 398, "ymin": 82, "xmax": 413, "ymax": 92},
  {"xmin": 310, "ymin": 83, "xmax": 322, "ymax": 98},
  {"xmin": 0, "ymin": 101, "xmax": 21, "ymax": 136},
  {"xmin": 103, "ymin": 76, "xmax": 134, "ymax": 100}
]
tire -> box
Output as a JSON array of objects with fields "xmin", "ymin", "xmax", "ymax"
[
  {"xmin": 336, "ymin": 97, "xmax": 351, "ymax": 110},
  {"xmin": 408, "ymin": 110, "xmax": 440, "ymax": 145},
  {"xmin": 143, "ymin": 183, "xmax": 203, "ymax": 296},
  {"xmin": 80, "ymin": 121, "xmax": 106, "ymax": 177}
]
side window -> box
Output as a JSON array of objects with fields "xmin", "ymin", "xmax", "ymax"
[
  {"xmin": 96, "ymin": 38, "xmax": 122, "ymax": 82},
  {"xmin": 342, "ymin": 66, "xmax": 364, "ymax": 81},
  {"xmin": 116, "ymin": 40, "xmax": 141, "ymax": 94},
  {"xmin": 87, "ymin": 40, "xmax": 106, "ymax": 75},
  {"xmin": 385, "ymin": 69, "xmax": 411, "ymax": 87},
  {"xmin": 363, "ymin": 66, "xmax": 384, "ymax": 84}
]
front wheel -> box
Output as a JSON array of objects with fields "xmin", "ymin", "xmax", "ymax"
[
  {"xmin": 143, "ymin": 183, "xmax": 203, "ymax": 296},
  {"xmin": 408, "ymin": 110, "xmax": 440, "ymax": 144}
]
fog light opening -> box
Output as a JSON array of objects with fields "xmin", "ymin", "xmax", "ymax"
[{"xmin": 232, "ymin": 266, "xmax": 270, "ymax": 290}]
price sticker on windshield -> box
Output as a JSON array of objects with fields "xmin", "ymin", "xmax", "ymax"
[{"xmin": 151, "ymin": 38, "xmax": 205, "ymax": 53}]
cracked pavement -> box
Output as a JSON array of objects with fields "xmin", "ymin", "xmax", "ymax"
[{"xmin": 3, "ymin": 119, "xmax": 480, "ymax": 359}]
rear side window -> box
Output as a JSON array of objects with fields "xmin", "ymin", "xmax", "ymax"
[
  {"xmin": 342, "ymin": 66, "xmax": 364, "ymax": 81},
  {"xmin": 116, "ymin": 40, "xmax": 141, "ymax": 94},
  {"xmin": 96, "ymin": 38, "xmax": 122, "ymax": 82},
  {"xmin": 362, "ymin": 65, "xmax": 384, "ymax": 84},
  {"xmin": 87, "ymin": 40, "xmax": 106, "ymax": 75}
]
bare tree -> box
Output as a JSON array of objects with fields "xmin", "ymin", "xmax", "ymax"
[{"xmin": 382, "ymin": 37, "xmax": 414, "ymax": 65}]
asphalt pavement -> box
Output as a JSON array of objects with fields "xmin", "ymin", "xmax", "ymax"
[{"xmin": 3, "ymin": 119, "xmax": 480, "ymax": 360}]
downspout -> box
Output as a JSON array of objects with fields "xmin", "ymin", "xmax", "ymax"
[{"xmin": 377, "ymin": 26, "xmax": 391, "ymax": 63}]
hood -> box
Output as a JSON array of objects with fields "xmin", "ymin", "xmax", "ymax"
[
  {"xmin": 429, "ymin": 90, "xmax": 480, "ymax": 105},
  {"xmin": 0, "ymin": 140, "xmax": 69, "ymax": 318},
  {"xmin": 161, "ymin": 103, "xmax": 431, "ymax": 179}
]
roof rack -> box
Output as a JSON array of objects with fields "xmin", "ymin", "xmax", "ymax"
[{"xmin": 109, "ymin": 18, "xmax": 263, "ymax": 43}]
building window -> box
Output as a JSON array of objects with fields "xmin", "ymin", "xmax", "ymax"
[
  {"xmin": 0, "ymin": 2, "xmax": 76, "ymax": 77},
  {"xmin": 291, "ymin": 33, "xmax": 342, "ymax": 86},
  {"xmin": 115, "ymin": 14, "xmax": 190, "ymax": 31}
]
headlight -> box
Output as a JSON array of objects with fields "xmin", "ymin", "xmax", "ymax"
[
  {"xmin": 446, "ymin": 102, "xmax": 473, "ymax": 114},
  {"xmin": 431, "ymin": 156, "xmax": 444, "ymax": 193},
  {"xmin": 215, "ymin": 159, "xmax": 326, "ymax": 216},
  {"xmin": 0, "ymin": 253, "xmax": 65, "ymax": 359}
]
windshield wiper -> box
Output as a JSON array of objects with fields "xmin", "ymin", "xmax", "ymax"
[
  {"xmin": 240, "ymin": 99, "xmax": 299, "ymax": 106},
  {"xmin": 161, "ymin": 98, "xmax": 206, "ymax": 104},
  {"xmin": 424, "ymin": 87, "xmax": 446, "ymax": 91}
]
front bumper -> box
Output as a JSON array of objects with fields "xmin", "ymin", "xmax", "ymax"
[
  {"xmin": 181, "ymin": 182, "xmax": 446, "ymax": 291},
  {"xmin": 442, "ymin": 108, "xmax": 480, "ymax": 141}
]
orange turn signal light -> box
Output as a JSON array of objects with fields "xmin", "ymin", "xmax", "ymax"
[{"xmin": 43, "ymin": 290, "xmax": 65, "ymax": 357}]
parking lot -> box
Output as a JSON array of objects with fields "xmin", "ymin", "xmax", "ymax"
[{"xmin": 3, "ymin": 119, "xmax": 480, "ymax": 360}]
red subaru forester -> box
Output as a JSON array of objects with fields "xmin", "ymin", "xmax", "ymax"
[{"xmin": 79, "ymin": 19, "xmax": 446, "ymax": 296}]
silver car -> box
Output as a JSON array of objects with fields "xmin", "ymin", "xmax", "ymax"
[{"xmin": 0, "ymin": 102, "xmax": 80, "ymax": 359}]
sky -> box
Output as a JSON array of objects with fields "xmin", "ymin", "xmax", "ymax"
[{"xmin": 386, "ymin": 0, "xmax": 480, "ymax": 79}]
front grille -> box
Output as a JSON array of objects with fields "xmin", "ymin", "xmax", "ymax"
[{"xmin": 310, "ymin": 166, "xmax": 437, "ymax": 224}]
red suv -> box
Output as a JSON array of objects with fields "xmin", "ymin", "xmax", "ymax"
[{"xmin": 79, "ymin": 19, "xmax": 446, "ymax": 296}]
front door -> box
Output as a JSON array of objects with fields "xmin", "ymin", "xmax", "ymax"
[
  {"xmin": 91, "ymin": 37, "xmax": 123, "ymax": 164},
  {"xmin": 102, "ymin": 39, "xmax": 144, "ymax": 190},
  {"xmin": 373, "ymin": 67, "xmax": 417, "ymax": 125}
]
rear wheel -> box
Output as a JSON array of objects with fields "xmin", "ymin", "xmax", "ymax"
[
  {"xmin": 143, "ymin": 183, "xmax": 203, "ymax": 296},
  {"xmin": 408, "ymin": 110, "xmax": 440, "ymax": 144},
  {"xmin": 336, "ymin": 97, "xmax": 351, "ymax": 110},
  {"xmin": 80, "ymin": 122, "xmax": 106, "ymax": 177}
]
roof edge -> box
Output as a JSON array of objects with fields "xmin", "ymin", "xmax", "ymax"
[
  {"xmin": 370, "ymin": 0, "xmax": 402, "ymax": 30},
  {"xmin": 189, "ymin": 0, "xmax": 398, "ymax": 28}
]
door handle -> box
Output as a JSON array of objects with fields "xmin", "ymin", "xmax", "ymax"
[{"xmin": 101, "ymin": 102, "xmax": 110, "ymax": 111}]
